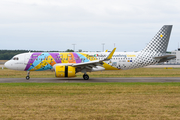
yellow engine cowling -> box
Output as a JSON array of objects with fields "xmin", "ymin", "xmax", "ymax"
[{"xmin": 55, "ymin": 66, "xmax": 76, "ymax": 77}]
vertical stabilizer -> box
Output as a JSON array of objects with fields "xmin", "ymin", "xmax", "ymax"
[
  {"xmin": 130, "ymin": 25, "xmax": 173, "ymax": 69},
  {"xmin": 142, "ymin": 25, "xmax": 172, "ymax": 53}
]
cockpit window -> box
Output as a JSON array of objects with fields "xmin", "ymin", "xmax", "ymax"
[{"xmin": 12, "ymin": 57, "xmax": 19, "ymax": 60}]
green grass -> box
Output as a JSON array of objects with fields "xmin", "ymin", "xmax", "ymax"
[
  {"xmin": 0, "ymin": 83, "xmax": 180, "ymax": 119},
  {"xmin": 1, "ymin": 68, "xmax": 180, "ymax": 78}
]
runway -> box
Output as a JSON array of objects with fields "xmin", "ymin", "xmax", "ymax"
[{"xmin": 0, "ymin": 77, "xmax": 180, "ymax": 83}]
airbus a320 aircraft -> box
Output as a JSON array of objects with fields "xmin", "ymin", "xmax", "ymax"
[{"xmin": 5, "ymin": 25, "xmax": 176, "ymax": 80}]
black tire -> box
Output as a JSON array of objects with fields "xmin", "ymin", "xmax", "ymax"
[
  {"xmin": 83, "ymin": 74, "xmax": 89, "ymax": 80},
  {"xmin": 26, "ymin": 76, "xmax": 30, "ymax": 80}
]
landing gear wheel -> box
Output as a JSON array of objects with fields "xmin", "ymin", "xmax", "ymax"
[
  {"xmin": 83, "ymin": 74, "xmax": 89, "ymax": 80},
  {"xmin": 26, "ymin": 71, "xmax": 30, "ymax": 80},
  {"xmin": 26, "ymin": 76, "xmax": 30, "ymax": 80}
]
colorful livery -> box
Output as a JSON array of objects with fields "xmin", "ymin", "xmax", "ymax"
[{"xmin": 5, "ymin": 25, "xmax": 175, "ymax": 80}]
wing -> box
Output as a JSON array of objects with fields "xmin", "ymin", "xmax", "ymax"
[
  {"xmin": 153, "ymin": 55, "xmax": 176, "ymax": 63},
  {"xmin": 72, "ymin": 48, "xmax": 116, "ymax": 70}
]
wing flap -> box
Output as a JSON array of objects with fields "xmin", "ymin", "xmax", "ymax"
[{"xmin": 72, "ymin": 60, "xmax": 101, "ymax": 67}]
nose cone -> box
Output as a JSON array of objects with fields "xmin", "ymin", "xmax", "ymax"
[{"xmin": 4, "ymin": 61, "xmax": 11, "ymax": 69}]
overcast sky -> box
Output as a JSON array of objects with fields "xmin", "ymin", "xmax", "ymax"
[{"xmin": 0, "ymin": 0, "xmax": 180, "ymax": 52}]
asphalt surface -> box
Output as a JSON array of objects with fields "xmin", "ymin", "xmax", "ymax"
[{"xmin": 0, "ymin": 77, "xmax": 180, "ymax": 83}]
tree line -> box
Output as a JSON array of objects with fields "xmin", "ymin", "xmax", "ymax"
[{"xmin": 0, "ymin": 49, "xmax": 74, "ymax": 60}]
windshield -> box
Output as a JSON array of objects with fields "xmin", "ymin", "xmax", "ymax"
[{"xmin": 12, "ymin": 57, "xmax": 19, "ymax": 60}]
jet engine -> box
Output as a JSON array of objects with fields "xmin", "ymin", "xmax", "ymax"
[{"xmin": 55, "ymin": 66, "xmax": 76, "ymax": 77}]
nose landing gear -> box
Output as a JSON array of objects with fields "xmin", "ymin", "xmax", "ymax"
[{"xmin": 26, "ymin": 71, "xmax": 30, "ymax": 80}]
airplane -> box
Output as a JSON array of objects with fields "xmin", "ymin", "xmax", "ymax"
[{"xmin": 4, "ymin": 25, "xmax": 176, "ymax": 80}]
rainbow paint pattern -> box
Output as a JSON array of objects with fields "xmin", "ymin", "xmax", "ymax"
[{"xmin": 24, "ymin": 52, "xmax": 118, "ymax": 71}]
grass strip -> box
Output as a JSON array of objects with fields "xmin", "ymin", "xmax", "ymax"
[
  {"xmin": 0, "ymin": 82, "xmax": 180, "ymax": 119},
  {"xmin": 1, "ymin": 68, "xmax": 180, "ymax": 78}
]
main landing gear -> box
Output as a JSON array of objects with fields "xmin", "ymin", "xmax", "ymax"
[
  {"xmin": 26, "ymin": 71, "xmax": 30, "ymax": 80},
  {"xmin": 83, "ymin": 74, "xmax": 89, "ymax": 80}
]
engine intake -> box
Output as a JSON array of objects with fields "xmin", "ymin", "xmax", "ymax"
[{"xmin": 55, "ymin": 66, "xmax": 76, "ymax": 77}]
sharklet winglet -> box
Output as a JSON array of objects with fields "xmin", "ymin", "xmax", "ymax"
[{"xmin": 103, "ymin": 48, "xmax": 116, "ymax": 61}]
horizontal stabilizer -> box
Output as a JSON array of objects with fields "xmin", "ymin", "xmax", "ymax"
[{"xmin": 153, "ymin": 55, "xmax": 176, "ymax": 63}]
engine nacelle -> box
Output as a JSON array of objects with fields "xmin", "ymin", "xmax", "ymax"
[{"xmin": 55, "ymin": 66, "xmax": 76, "ymax": 77}]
